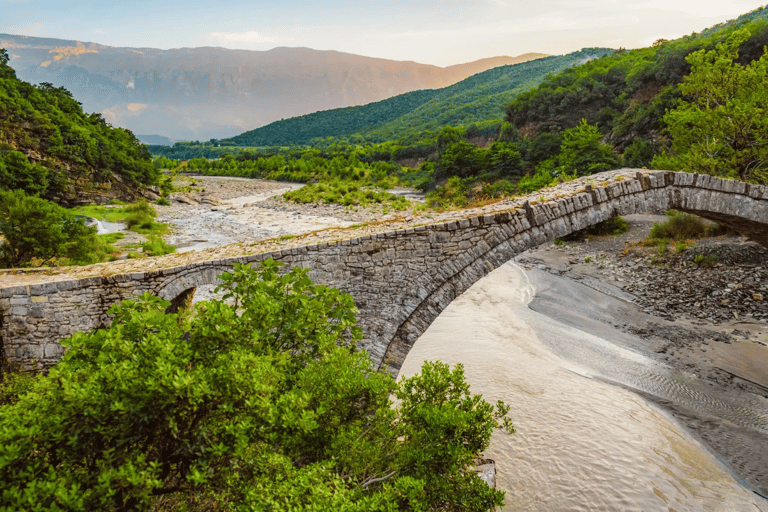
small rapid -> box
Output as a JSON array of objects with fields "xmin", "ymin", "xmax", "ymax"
[{"xmin": 399, "ymin": 261, "xmax": 768, "ymax": 511}]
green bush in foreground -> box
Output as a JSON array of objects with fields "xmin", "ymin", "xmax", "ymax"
[{"xmin": 0, "ymin": 260, "xmax": 513, "ymax": 511}]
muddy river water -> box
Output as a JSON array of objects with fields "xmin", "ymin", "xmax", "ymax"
[{"xmin": 399, "ymin": 261, "xmax": 768, "ymax": 511}]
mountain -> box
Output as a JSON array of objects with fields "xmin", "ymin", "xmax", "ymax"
[
  {"xmin": 136, "ymin": 134, "xmax": 184, "ymax": 146},
  {"xmin": 0, "ymin": 35, "xmax": 546, "ymax": 141},
  {"xmin": 219, "ymin": 48, "xmax": 612, "ymax": 147}
]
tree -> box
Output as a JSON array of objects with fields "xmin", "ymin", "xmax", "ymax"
[
  {"xmin": 556, "ymin": 119, "xmax": 619, "ymax": 176},
  {"xmin": 436, "ymin": 139, "xmax": 486, "ymax": 179},
  {"xmin": 622, "ymin": 137, "xmax": 656, "ymax": 168},
  {"xmin": 0, "ymin": 261, "xmax": 513, "ymax": 511},
  {"xmin": 485, "ymin": 142, "xmax": 524, "ymax": 179},
  {"xmin": 0, "ymin": 189, "xmax": 97, "ymax": 267},
  {"xmin": 653, "ymin": 29, "xmax": 768, "ymax": 183}
]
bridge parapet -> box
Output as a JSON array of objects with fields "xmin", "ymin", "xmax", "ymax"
[{"xmin": 2, "ymin": 170, "xmax": 767, "ymax": 374}]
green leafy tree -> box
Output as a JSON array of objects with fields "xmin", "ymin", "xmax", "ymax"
[
  {"xmin": 485, "ymin": 142, "xmax": 524, "ymax": 179},
  {"xmin": 0, "ymin": 261, "xmax": 513, "ymax": 511},
  {"xmin": 0, "ymin": 189, "xmax": 97, "ymax": 267},
  {"xmin": 556, "ymin": 119, "xmax": 619, "ymax": 176},
  {"xmin": 621, "ymin": 137, "xmax": 657, "ymax": 168},
  {"xmin": 652, "ymin": 29, "xmax": 768, "ymax": 183}
]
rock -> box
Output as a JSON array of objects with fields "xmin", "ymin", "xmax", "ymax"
[
  {"xmin": 172, "ymin": 194, "xmax": 199, "ymax": 205},
  {"xmin": 474, "ymin": 459, "xmax": 496, "ymax": 488},
  {"xmin": 142, "ymin": 190, "xmax": 161, "ymax": 201}
]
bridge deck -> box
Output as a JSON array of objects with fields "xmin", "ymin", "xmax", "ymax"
[{"xmin": 0, "ymin": 169, "xmax": 637, "ymax": 289}]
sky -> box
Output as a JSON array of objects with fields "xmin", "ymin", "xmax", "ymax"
[{"xmin": 0, "ymin": 0, "xmax": 764, "ymax": 66}]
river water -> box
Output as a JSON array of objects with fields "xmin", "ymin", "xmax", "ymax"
[{"xmin": 398, "ymin": 261, "xmax": 768, "ymax": 511}]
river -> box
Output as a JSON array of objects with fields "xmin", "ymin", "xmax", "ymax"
[{"xmin": 398, "ymin": 261, "xmax": 768, "ymax": 511}]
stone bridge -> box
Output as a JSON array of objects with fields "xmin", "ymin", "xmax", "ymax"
[{"xmin": 2, "ymin": 169, "xmax": 767, "ymax": 376}]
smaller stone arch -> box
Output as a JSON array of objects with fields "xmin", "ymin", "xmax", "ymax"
[{"xmin": 154, "ymin": 265, "xmax": 228, "ymax": 305}]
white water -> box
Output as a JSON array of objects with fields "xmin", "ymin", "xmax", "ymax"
[{"xmin": 399, "ymin": 262, "xmax": 767, "ymax": 512}]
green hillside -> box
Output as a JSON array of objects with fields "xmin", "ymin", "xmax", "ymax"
[
  {"xmin": 504, "ymin": 6, "xmax": 768, "ymax": 152},
  {"xmin": 0, "ymin": 49, "xmax": 158, "ymax": 206},
  {"xmin": 366, "ymin": 48, "xmax": 612, "ymax": 140},
  {"xmin": 218, "ymin": 48, "xmax": 613, "ymax": 148}
]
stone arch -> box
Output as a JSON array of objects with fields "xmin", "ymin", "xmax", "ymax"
[
  {"xmin": 153, "ymin": 265, "xmax": 227, "ymax": 303},
  {"xmin": 374, "ymin": 172, "xmax": 768, "ymax": 376},
  {"xmin": 376, "ymin": 205, "xmax": 622, "ymax": 376}
]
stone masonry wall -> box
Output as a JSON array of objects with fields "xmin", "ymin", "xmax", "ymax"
[{"xmin": 2, "ymin": 170, "xmax": 767, "ymax": 376}]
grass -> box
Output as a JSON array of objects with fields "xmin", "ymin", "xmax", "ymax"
[
  {"xmin": 648, "ymin": 210, "xmax": 724, "ymax": 241},
  {"xmin": 284, "ymin": 178, "xmax": 411, "ymax": 210},
  {"xmin": 140, "ymin": 237, "xmax": 177, "ymax": 257},
  {"xmin": 637, "ymin": 210, "xmax": 727, "ymax": 263},
  {"xmin": 73, "ymin": 200, "xmax": 170, "ymax": 237}
]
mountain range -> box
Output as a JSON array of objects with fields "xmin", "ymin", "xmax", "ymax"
[{"xmin": 0, "ymin": 34, "xmax": 546, "ymax": 141}]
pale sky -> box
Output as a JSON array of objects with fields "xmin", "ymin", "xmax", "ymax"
[{"xmin": 0, "ymin": 0, "xmax": 763, "ymax": 66}]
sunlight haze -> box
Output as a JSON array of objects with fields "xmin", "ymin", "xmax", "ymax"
[{"xmin": 1, "ymin": 0, "xmax": 763, "ymax": 65}]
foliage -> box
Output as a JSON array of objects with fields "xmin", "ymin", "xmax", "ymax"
[
  {"xmin": 436, "ymin": 139, "xmax": 486, "ymax": 180},
  {"xmin": 0, "ymin": 147, "xmax": 49, "ymax": 196},
  {"xmin": 555, "ymin": 119, "xmax": 620, "ymax": 176},
  {"xmin": 517, "ymin": 167, "xmax": 556, "ymax": 194},
  {"xmin": 140, "ymin": 236, "xmax": 177, "ymax": 257},
  {"xmin": 505, "ymin": 7, "xmax": 768, "ymax": 155},
  {"xmin": 0, "ymin": 261, "xmax": 513, "ymax": 511},
  {"xmin": 0, "ymin": 55, "xmax": 159, "ymax": 203},
  {"xmin": 652, "ymin": 29, "xmax": 768, "ymax": 183},
  {"xmin": 74, "ymin": 200, "xmax": 169, "ymax": 237},
  {"xmin": 565, "ymin": 214, "xmax": 629, "ymax": 242},
  {"xmin": 647, "ymin": 210, "xmax": 724, "ymax": 241},
  {"xmin": 425, "ymin": 176, "xmax": 470, "ymax": 209},
  {"xmin": 0, "ymin": 189, "xmax": 98, "ymax": 267},
  {"xmin": 621, "ymin": 137, "xmax": 657, "ymax": 168}
]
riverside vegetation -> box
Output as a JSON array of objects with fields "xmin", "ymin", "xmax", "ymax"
[{"xmin": 0, "ymin": 261, "xmax": 514, "ymax": 512}]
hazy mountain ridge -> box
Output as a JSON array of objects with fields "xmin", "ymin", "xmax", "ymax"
[
  {"xmin": 0, "ymin": 34, "xmax": 546, "ymax": 141},
  {"xmin": 218, "ymin": 48, "xmax": 610, "ymax": 148}
]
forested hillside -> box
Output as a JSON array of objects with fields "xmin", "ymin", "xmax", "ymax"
[
  {"xmin": 504, "ymin": 6, "xmax": 768, "ymax": 154},
  {"xmin": 218, "ymin": 48, "xmax": 612, "ymax": 148},
  {"xmin": 0, "ymin": 49, "xmax": 158, "ymax": 205}
]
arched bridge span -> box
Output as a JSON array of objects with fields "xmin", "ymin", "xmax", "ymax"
[{"xmin": 2, "ymin": 170, "xmax": 767, "ymax": 375}]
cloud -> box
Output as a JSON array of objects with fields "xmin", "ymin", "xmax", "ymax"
[{"xmin": 209, "ymin": 31, "xmax": 276, "ymax": 44}]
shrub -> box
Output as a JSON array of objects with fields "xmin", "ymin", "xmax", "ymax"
[
  {"xmin": 0, "ymin": 189, "xmax": 98, "ymax": 267},
  {"xmin": 648, "ymin": 210, "xmax": 722, "ymax": 241},
  {"xmin": 140, "ymin": 236, "xmax": 177, "ymax": 257},
  {"xmin": 517, "ymin": 167, "xmax": 555, "ymax": 194},
  {"xmin": 425, "ymin": 176, "xmax": 469, "ymax": 209},
  {"xmin": 0, "ymin": 261, "xmax": 513, "ymax": 511}
]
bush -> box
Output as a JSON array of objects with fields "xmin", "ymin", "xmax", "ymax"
[
  {"xmin": 0, "ymin": 189, "xmax": 98, "ymax": 267},
  {"xmin": 140, "ymin": 237, "xmax": 177, "ymax": 257},
  {"xmin": 517, "ymin": 167, "xmax": 555, "ymax": 194},
  {"xmin": 425, "ymin": 176, "xmax": 469, "ymax": 209},
  {"xmin": 0, "ymin": 261, "xmax": 513, "ymax": 511},
  {"xmin": 648, "ymin": 210, "xmax": 722, "ymax": 241}
]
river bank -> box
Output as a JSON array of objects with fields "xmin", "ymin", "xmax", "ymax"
[{"xmin": 400, "ymin": 214, "xmax": 768, "ymax": 509}]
